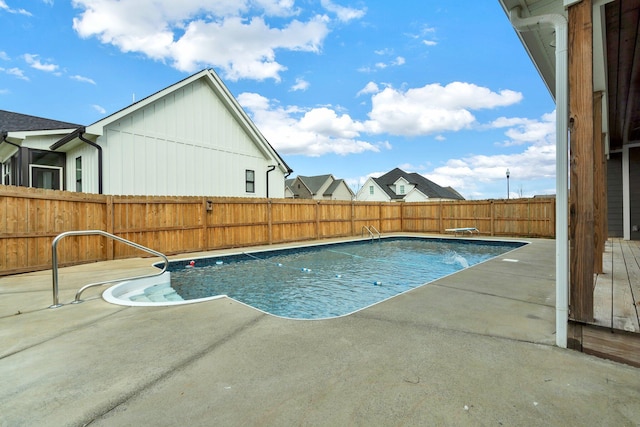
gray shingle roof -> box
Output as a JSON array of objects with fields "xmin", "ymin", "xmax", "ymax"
[
  {"xmin": 373, "ymin": 168, "xmax": 464, "ymax": 200},
  {"xmin": 0, "ymin": 110, "xmax": 81, "ymax": 133},
  {"xmin": 324, "ymin": 178, "xmax": 352, "ymax": 196},
  {"xmin": 298, "ymin": 174, "xmax": 332, "ymax": 195}
]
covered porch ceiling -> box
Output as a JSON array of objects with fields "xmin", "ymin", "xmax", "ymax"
[{"xmin": 498, "ymin": 0, "xmax": 640, "ymax": 151}]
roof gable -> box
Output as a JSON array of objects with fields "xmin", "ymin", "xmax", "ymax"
[
  {"xmin": 298, "ymin": 174, "xmax": 333, "ymax": 194},
  {"xmin": 324, "ymin": 179, "xmax": 354, "ymax": 197}
]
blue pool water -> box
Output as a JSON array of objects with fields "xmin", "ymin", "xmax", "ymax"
[{"xmin": 165, "ymin": 237, "xmax": 525, "ymax": 319}]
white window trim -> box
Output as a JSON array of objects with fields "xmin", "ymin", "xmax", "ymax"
[{"xmin": 29, "ymin": 164, "xmax": 63, "ymax": 189}]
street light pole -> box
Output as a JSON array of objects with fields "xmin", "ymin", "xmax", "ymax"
[{"xmin": 506, "ymin": 169, "xmax": 510, "ymax": 199}]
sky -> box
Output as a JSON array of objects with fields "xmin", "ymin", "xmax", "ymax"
[{"xmin": 0, "ymin": 0, "xmax": 557, "ymax": 200}]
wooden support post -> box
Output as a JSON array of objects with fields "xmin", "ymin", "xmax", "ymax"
[
  {"xmin": 593, "ymin": 91, "xmax": 605, "ymax": 274},
  {"xmin": 568, "ymin": 0, "xmax": 594, "ymax": 322}
]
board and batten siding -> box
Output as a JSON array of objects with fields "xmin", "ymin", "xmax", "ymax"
[
  {"xmin": 64, "ymin": 143, "xmax": 98, "ymax": 193},
  {"xmin": 101, "ymin": 78, "xmax": 283, "ymax": 197}
]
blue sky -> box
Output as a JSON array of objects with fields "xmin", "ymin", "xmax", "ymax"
[{"xmin": 1, "ymin": 0, "xmax": 557, "ymax": 199}]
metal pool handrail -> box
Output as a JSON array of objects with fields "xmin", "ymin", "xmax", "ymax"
[
  {"xmin": 361, "ymin": 225, "xmax": 381, "ymax": 241},
  {"xmin": 50, "ymin": 230, "xmax": 169, "ymax": 308}
]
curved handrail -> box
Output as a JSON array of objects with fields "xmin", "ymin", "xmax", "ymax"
[{"xmin": 50, "ymin": 230, "xmax": 169, "ymax": 308}]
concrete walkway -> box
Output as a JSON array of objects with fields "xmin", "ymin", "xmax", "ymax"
[{"xmin": 1, "ymin": 236, "xmax": 639, "ymax": 426}]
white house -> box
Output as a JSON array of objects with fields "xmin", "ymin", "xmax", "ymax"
[
  {"xmin": 285, "ymin": 174, "xmax": 354, "ymax": 201},
  {"xmin": 356, "ymin": 168, "xmax": 464, "ymax": 202},
  {"xmin": 0, "ymin": 69, "xmax": 292, "ymax": 197}
]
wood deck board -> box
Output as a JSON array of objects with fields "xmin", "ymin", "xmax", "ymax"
[
  {"xmin": 592, "ymin": 239, "xmax": 640, "ymax": 332},
  {"xmin": 593, "ymin": 241, "xmax": 613, "ymax": 328},
  {"xmin": 617, "ymin": 241, "xmax": 640, "ymax": 331}
]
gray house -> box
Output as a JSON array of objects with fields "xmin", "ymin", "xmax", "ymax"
[
  {"xmin": 285, "ymin": 174, "xmax": 355, "ymax": 201},
  {"xmin": 355, "ymin": 168, "xmax": 464, "ymax": 202},
  {"xmin": 0, "ymin": 111, "xmax": 82, "ymax": 189}
]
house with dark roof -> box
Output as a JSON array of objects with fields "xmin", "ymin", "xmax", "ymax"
[
  {"xmin": 285, "ymin": 174, "xmax": 354, "ymax": 201},
  {"xmin": 0, "ymin": 111, "xmax": 82, "ymax": 189},
  {"xmin": 355, "ymin": 168, "xmax": 464, "ymax": 202},
  {"xmin": 0, "ymin": 69, "xmax": 292, "ymax": 197}
]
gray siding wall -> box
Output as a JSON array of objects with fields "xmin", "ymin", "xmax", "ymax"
[
  {"xmin": 630, "ymin": 148, "xmax": 640, "ymax": 240},
  {"xmin": 607, "ymin": 153, "xmax": 623, "ymax": 237}
]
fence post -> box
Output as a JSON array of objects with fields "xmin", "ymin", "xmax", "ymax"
[
  {"xmin": 201, "ymin": 198, "xmax": 208, "ymax": 251},
  {"xmin": 268, "ymin": 200, "xmax": 273, "ymax": 244},
  {"xmin": 315, "ymin": 201, "xmax": 320, "ymax": 240},
  {"xmin": 490, "ymin": 200, "xmax": 495, "ymax": 237},
  {"xmin": 351, "ymin": 201, "xmax": 355, "ymax": 236},
  {"xmin": 106, "ymin": 195, "xmax": 114, "ymax": 260}
]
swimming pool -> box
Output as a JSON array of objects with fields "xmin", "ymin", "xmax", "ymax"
[{"xmin": 104, "ymin": 236, "xmax": 526, "ymax": 319}]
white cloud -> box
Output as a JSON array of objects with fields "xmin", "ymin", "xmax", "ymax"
[
  {"xmin": 238, "ymin": 92, "xmax": 382, "ymax": 156},
  {"xmin": 71, "ymin": 0, "xmax": 333, "ymax": 81},
  {"xmin": 365, "ymin": 82, "xmax": 522, "ymax": 136},
  {"xmin": 423, "ymin": 112, "xmax": 556, "ymax": 198},
  {"xmin": 290, "ymin": 77, "xmax": 309, "ymax": 91},
  {"xmin": 356, "ymin": 81, "xmax": 379, "ymax": 97},
  {"xmin": 0, "ymin": 0, "xmax": 31, "ymax": 15},
  {"xmin": 374, "ymin": 56, "xmax": 405, "ymax": 69},
  {"xmin": 1, "ymin": 67, "xmax": 29, "ymax": 80},
  {"xmin": 239, "ymin": 80, "xmax": 526, "ymax": 157},
  {"xmin": 0, "ymin": 51, "xmax": 9, "ymax": 61},
  {"xmin": 491, "ymin": 111, "xmax": 555, "ymax": 146},
  {"xmin": 320, "ymin": 0, "xmax": 365, "ymax": 22},
  {"xmin": 23, "ymin": 53, "xmax": 59, "ymax": 72},
  {"xmin": 92, "ymin": 104, "xmax": 106, "ymax": 114},
  {"xmin": 70, "ymin": 74, "xmax": 96, "ymax": 84}
]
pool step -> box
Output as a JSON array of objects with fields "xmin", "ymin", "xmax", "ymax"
[{"xmin": 128, "ymin": 283, "xmax": 184, "ymax": 303}]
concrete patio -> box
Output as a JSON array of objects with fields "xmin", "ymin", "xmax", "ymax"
[{"xmin": 1, "ymin": 236, "xmax": 639, "ymax": 426}]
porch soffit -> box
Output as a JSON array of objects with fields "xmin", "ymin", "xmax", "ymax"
[{"xmin": 499, "ymin": 0, "xmax": 640, "ymax": 150}]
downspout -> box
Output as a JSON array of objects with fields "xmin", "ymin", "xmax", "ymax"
[
  {"xmin": 509, "ymin": 7, "xmax": 569, "ymax": 348},
  {"xmin": 266, "ymin": 164, "xmax": 276, "ymax": 198},
  {"xmin": 78, "ymin": 128, "xmax": 103, "ymax": 195},
  {"xmin": 0, "ymin": 130, "xmax": 23, "ymax": 185}
]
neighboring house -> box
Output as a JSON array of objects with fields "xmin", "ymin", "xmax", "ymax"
[
  {"xmin": 355, "ymin": 168, "xmax": 464, "ymax": 202},
  {"xmin": 285, "ymin": 174, "xmax": 354, "ymax": 201},
  {"xmin": 0, "ymin": 69, "xmax": 292, "ymax": 197}
]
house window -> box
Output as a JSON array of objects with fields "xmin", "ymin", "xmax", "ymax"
[
  {"xmin": 28, "ymin": 149, "xmax": 65, "ymax": 190},
  {"xmin": 30, "ymin": 165, "xmax": 63, "ymax": 190},
  {"xmin": 246, "ymin": 169, "xmax": 255, "ymax": 193},
  {"xmin": 369, "ymin": 185, "xmax": 374, "ymax": 195},
  {"xmin": 2, "ymin": 159, "xmax": 13, "ymax": 185},
  {"xmin": 75, "ymin": 157, "xmax": 82, "ymax": 192},
  {"xmin": 399, "ymin": 185, "xmax": 405, "ymax": 195}
]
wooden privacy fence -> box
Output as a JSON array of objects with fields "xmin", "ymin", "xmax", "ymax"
[{"xmin": 0, "ymin": 186, "xmax": 555, "ymax": 276}]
